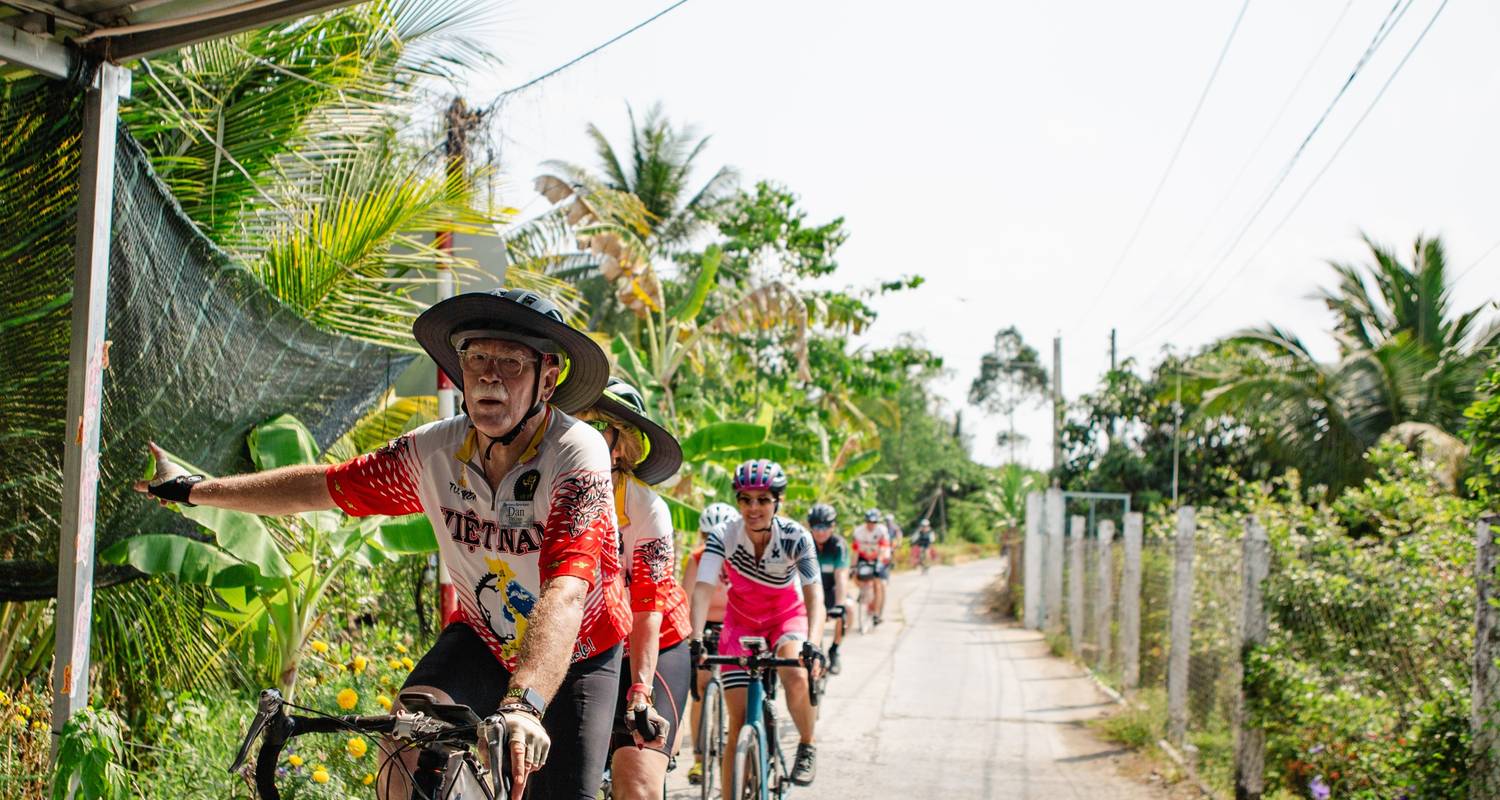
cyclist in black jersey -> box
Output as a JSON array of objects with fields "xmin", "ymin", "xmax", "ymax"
[{"xmin": 807, "ymin": 504, "xmax": 850, "ymax": 674}]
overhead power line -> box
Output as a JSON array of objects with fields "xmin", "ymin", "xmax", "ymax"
[
  {"xmin": 1134, "ymin": 0, "xmax": 1452, "ymax": 353},
  {"xmin": 1124, "ymin": 0, "xmax": 1422, "ymax": 353},
  {"xmin": 1067, "ymin": 0, "xmax": 1252, "ymax": 329},
  {"xmin": 486, "ymin": 0, "xmax": 692, "ymax": 111}
]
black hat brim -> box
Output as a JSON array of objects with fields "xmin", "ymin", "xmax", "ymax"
[
  {"xmin": 592, "ymin": 392, "xmax": 683, "ymax": 485},
  {"xmin": 413, "ymin": 293, "xmax": 609, "ymax": 414}
]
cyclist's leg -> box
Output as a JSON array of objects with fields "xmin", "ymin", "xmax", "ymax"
[
  {"xmin": 609, "ymin": 639, "xmax": 691, "ymax": 800},
  {"xmin": 771, "ymin": 628, "xmax": 814, "ymax": 745},
  {"xmin": 531, "ymin": 643, "xmax": 622, "ymax": 800},
  {"xmin": 383, "ymin": 623, "xmax": 509, "ymax": 800}
]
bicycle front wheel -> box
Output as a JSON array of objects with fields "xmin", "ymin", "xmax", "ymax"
[
  {"xmin": 700, "ymin": 678, "xmax": 725, "ymax": 800},
  {"xmin": 730, "ymin": 725, "xmax": 763, "ymax": 800}
]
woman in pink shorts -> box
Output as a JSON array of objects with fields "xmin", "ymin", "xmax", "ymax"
[{"xmin": 688, "ymin": 459, "xmax": 825, "ymax": 788}]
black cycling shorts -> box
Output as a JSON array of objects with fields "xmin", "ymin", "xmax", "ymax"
[
  {"xmin": 404, "ymin": 622, "xmax": 622, "ymax": 799},
  {"xmin": 855, "ymin": 559, "xmax": 889, "ymax": 581},
  {"xmin": 610, "ymin": 639, "xmax": 692, "ymax": 756}
]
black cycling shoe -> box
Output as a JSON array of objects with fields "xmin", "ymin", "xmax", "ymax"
[
  {"xmin": 873, "ymin": 614, "xmax": 883, "ymax": 627},
  {"xmin": 791, "ymin": 744, "xmax": 817, "ymax": 786},
  {"xmin": 828, "ymin": 645, "xmax": 841, "ymax": 675}
]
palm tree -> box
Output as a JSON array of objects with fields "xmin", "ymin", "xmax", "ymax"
[{"xmin": 1199, "ymin": 235, "xmax": 1499, "ymax": 492}]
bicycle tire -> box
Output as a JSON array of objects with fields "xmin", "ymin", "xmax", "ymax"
[
  {"xmin": 699, "ymin": 679, "xmax": 725, "ymax": 800},
  {"xmin": 730, "ymin": 725, "xmax": 762, "ymax": 800}
]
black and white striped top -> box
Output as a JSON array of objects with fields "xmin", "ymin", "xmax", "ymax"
[{"xmin": 697, "ymin": 516, "xmax": 819, "ymax": 624}]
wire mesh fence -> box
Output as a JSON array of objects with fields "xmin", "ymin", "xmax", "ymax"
[{"xmin": 1020, "ymin": 488, "xmax": 1485, "ymax": 799}]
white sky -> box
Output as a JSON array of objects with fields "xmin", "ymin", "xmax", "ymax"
[{"xmin": 456, "ymin": 0, "xmax": 1500, "ymax": 469}]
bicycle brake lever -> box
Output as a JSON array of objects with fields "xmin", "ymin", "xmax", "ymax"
[
  {"xmin": 479, "ymin": 714, "xmax": 511, "ymax": 798},
  {"xmin": 229, "ymin": 689, "xmax": 284, "ymax": 773}
]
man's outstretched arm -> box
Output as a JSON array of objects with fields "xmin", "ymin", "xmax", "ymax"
[{"xmin": 134, "ymin": 442, "xmax": 336, "ymax": 515}]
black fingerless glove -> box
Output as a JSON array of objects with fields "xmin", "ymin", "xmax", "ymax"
[{"xmin": 148, "ymin": 475, "xmax": 204, "ymax": 506}]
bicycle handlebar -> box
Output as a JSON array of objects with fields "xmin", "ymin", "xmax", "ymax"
[{"xmin": 696, "ymin": 644, "xmax": 824, "ymax": 707}]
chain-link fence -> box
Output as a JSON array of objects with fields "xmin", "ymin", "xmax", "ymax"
[{"xmin": 1020, "ymin": 489, "xmax": 1487, "ymax": 799}]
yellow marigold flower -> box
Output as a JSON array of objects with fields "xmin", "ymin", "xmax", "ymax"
[
  {"xmin": 0, "ymin": 690, "xmax": 10, "ymax": 705},
  {"xmin": 352, "ymin": 656, "xmax": 368, "ymax": 674},
  {"xmin": 363, "ymin": 774, "xmax": 375, "ymax": 786},
  {"xmin": 376, "ymin": 694, "xmax": 392, "ymax": 711},
  {"xmin": 347, "ymin": 737, "xmax": 368, "ymax": 758},
  {"xmin": 387, "ymin": 659, "xmax": 402, "ymax": 670},
  {"xmin": 395, "ymin": 643, "xmax": 408, "ymax": 654},
  {"xmin": 336, "ymin": 688, "xmax": 358, "ymax": 710},
  {"xmin": 400, "ymin": 657, "xmax": 414, "ymax": 670},
  {"xmin": 335, "ymin": 662, "xmax": 347, "ymax": 672},
  {"xmin": 31, "ymin": 720, "xmax": 47, "ymax": 732},
  {"xmin": 311, "ymin": 767, "xmax": 330, "ymax": 784},
  {"xmin": 311, "ymin": 640, "xmax": 330, "ymax": 655},
  {"xmin": 16, "ymin": 703, "xmax": 30, "ymax": 719},
  {"xmin": 288, "ymin": 754, "xmax": 304, "ymax": 767}
]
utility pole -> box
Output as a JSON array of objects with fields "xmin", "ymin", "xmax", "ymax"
[
  {"xmin": 1110, "ymin": 328, "xmax": 1117, "ymax": 373},
  {"xmin": 1051, "ymin": 335, "xmax": 1063, "ymax": 479},
  {"xmin": 435, "ymin": 96, "xmax": 482, "ymax": 626},
  {"xmin": 1171, "ymin": 365, "xmax": 1183, "ymax": 506}
]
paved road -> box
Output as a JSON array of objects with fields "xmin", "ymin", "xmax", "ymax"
[{"xmin": 666, "ymin": 557, "xmax": 1166, "ymax": 800}]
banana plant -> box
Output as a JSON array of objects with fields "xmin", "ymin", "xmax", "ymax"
[{"xmin": 101, "ymin": 415, "xmax": 435, "ymax": 698}]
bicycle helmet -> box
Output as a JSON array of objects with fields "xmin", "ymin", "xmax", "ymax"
[
  {"xmin": 806, "ymin": 503, "xmax": 837, "ymax": 528},
  {"xmin": 699, "ymin": 502, "xmax": 740, "ymax": 535},
  {"xmin": 588, "ymin": 377, "xmax": 682, "ymax": 485},
  {"xmin": 732, "ymin": 459, "xmax": 788, "ymax": 495},
  {"xmin": 864, "ymin": 509, "xmax": 881, "ymax": 523}
]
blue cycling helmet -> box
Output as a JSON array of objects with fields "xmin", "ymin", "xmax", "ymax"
[{"xmin": 732, "ymin": 459, "xmax": 788, "ymax": 495}]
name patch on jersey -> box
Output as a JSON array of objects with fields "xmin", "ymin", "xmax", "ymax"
[
  {"xmin": 441, "ymin": 506, "xmax": 542, "ymax": 555},
  {"xmin": 514, "ymin": 469, "xmax": 541, "ymax": 501}
]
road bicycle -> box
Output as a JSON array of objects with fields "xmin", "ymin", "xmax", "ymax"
[
  {"xmin": 698, "ymin": 638, "xmax": 821, "ymax": 800},
  {"xmin": 689, "ymin": 623, "xmax": 726, "ymax": 800},
  {"xmin": 230, "ymin": 687, "xmax": 512, "ymax": 800},
  {"xmin": 853, "ymin": 560, "xmax": 880, "ymax": 633}
]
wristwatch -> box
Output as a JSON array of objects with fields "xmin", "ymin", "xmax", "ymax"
[{"xmin": 502, "ymin": 686, "xmax": 547, "ymax": 718}]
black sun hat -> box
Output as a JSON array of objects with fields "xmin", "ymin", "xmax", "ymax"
[
  {"xmin": 413, "ymin": 289, "xmax": 609, "ymax": 414},
  {"xmin": 590, "ymin": 378, "xmax": 683, "ymax": 485}
]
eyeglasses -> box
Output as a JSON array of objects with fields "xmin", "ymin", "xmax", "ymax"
[{"xmin": 458, "ymin": 349, "xmax": 537, "ymax": 378}]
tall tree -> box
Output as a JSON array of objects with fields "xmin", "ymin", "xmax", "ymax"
[{"xmin": 968, "ymin": 327, "xmax": 1049, "ymax": 463}]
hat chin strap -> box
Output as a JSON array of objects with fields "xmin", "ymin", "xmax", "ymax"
[{"xmin": 482, "ymin": 362, "xmax": 546, "ymax": 462}]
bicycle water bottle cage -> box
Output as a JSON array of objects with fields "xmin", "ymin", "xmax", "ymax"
[
  {"xmin": 739, "ymin": 636, "xmax": 769, "ymax": 654},
  {"xmin": 398, "ymin": 690, "xmax": 484, "ymax": 727}
]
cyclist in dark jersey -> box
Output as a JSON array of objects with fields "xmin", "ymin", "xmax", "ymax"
[{"xmin": 807, "ymin": 504, "xmax": 850, "ymax": 674}]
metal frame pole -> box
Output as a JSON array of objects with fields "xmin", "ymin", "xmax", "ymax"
[{"xmin": 51, "ymin": 61, "xmax": 128, "ymax": 748}]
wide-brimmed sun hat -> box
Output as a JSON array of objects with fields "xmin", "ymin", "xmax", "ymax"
[
  {"xmin": 413, "ymin": 288, "xmax": 608, "ymax": 414},
  {"xmin": 589, "ymin": 377, "xmax": 683, "ymax": 485}
]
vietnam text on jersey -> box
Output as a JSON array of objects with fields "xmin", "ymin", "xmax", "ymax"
[{"xmin": 325, "ymin": 409, "xmax": 631, "ymax": 669}]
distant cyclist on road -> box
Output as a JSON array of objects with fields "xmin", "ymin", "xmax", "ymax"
[
  {"xmin": 911, "ymin": 517, "xmax": 936, "ymax": 570},
  {"xmin": 578, "ymin": 378, "xmax": 690, "ymax": 800},
  {"xmin": 681, "ymin": 501, "xmax": 737, "ymax": 786},
  {"xmin": 851, "ymin": 509, "xmax": 892, "ymax": 626},
  {"xmin": 689, "ymin": 460, "xmax": 825, "ymax": 787},
  {"xmin": 807, "ymin": 503, "xmax": 851, "ymax": 674}
]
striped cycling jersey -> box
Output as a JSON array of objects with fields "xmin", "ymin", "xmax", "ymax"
[{"xmin": 697, "ymin": 516, "xmax": 819, "ymax": 628}]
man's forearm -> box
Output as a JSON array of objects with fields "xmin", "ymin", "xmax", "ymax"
[
  {"xmin": 510, "ymin": 575, "xmax": 587, "ymax": 702},
  {"xmin": 628, "ymin": 611, "xmax": 662, "ymax": 687},
  {"xmin": 188, "ymin": 465, "xmax": 336, "ymax": 515},
  {"xmin": 833, "ymin": 570, "xmax": 849, "ymax": 606}
]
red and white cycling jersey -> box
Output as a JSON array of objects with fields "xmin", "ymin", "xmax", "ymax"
[
  {"xmin": 614, "ymin": 476, "xmax": 691, "ymax": 650},
  {"xmin": 325, "ymin": 409, "xmax": 630, "ymax": 670},
  {"xmin": 851, "ymin": 522, "xmax": 891, "ymax": 565},
  {"xmin": 697, "ymin": 516, "xmax": 819, "ymax": 629}
]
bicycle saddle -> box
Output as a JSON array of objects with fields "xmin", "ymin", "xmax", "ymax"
[{"xmin": 398, "ymin": 690, "xmax": 483, "ymax": 727}]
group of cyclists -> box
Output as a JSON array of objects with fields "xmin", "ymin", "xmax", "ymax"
[{"xmin": 136, "ymin": 287, "xmax": 938, "ymax": 799}]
